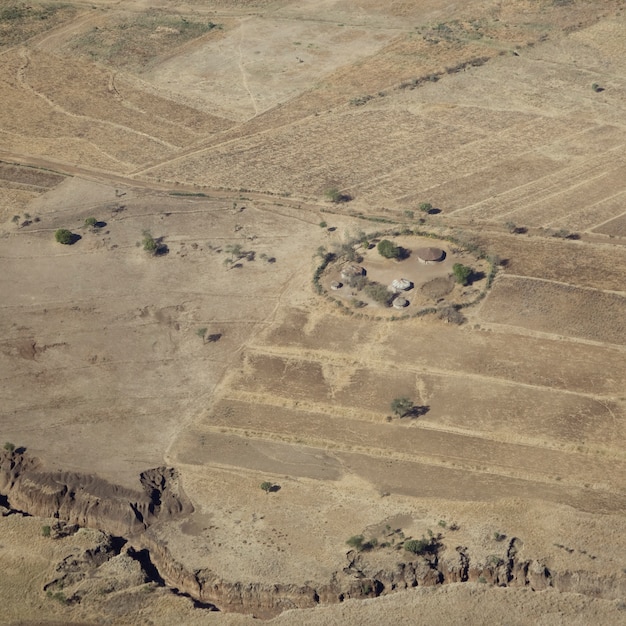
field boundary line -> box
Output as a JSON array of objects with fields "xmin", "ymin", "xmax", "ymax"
[{"xmin": 239, "ymin": 344, "xmax": 623, "ymax": 400}]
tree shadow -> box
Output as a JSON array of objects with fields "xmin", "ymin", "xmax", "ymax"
[
  {"xmin": 69, "ymin": 233, "xmax": 82, "ymax": 245},
  {"xmin": 269, "ymin": 484, "xmax": 281, "ymax": 493},
  {"xmin": 397, "ymin": 247, "xmax": 411, "ymax": 260},
  {"xmin": 469, "ymin": 270, "xmax": 485, "ymax": 285},
  {"xmin": 94, "ymin": 221, "xmax": 107, "ymax": 229},
  {"xmin": 404, "ymin": 405, "xmax": 430, "ymax": 419},
  {"xmin": 154, "ymin": 237, "xmax": 169, "ymax": 256},
  {"xmin": 427, "ymin": 208, "xmax": 441, "ymax": 215},
  {"xmin": 207, "ymin": 333, "xmax": 222, "ymax": 343}
]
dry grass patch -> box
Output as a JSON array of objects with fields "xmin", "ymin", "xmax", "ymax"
[
  {"xmin": 68, "ymin": 9, "xmax": 223, "ymax": 71},
  {"xmin": 0, "ymin": 2, "xmax": 77, "ymax": 48},
  {"xmin": 480, "ymin": 276, "xmax": 626, "ymax": 345}
]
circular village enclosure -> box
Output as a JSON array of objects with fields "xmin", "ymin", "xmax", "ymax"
[{"xmin": 318, "ymin": 232, "xmax": 493, "ymax": 319}]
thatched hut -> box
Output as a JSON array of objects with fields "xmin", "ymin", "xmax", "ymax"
[
  {"xmin": 341, "ymin": 264, "xmax": 365, "ymax": 282},
  {"xmin": 416, "ymin": 247, "xmax": 445, "ymax": 264},
  {"xmin": 393, "ymin": 297, "xmax": 409, "ymax": 309},
  {"xmin": 390, "ymin": 278, "xmax": 412, "ymax": 293}
]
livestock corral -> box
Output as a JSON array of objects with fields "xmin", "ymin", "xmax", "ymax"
[{"xmin": 1, "ymin": 0, "xmax": 626, "ymax": 623}]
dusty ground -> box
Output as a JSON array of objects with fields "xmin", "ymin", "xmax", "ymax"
[{"xmin": 1, "ymin": 0, "xmax": 626, "ymax": 623}]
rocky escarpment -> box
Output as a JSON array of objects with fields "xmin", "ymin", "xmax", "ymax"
[
  {"xmin": 1, "ymin": 449, "xmax": 624, "ymax": 619},
  {"xmin": 0, "ymin": 449, "xmax": 193, "ymax": 538}
]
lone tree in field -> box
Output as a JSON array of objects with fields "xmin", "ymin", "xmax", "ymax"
[
  {"xmin": 84, "ymin": 217, "xmax": 97, "ymax": 228},
  {"xmin": 54, "ymin": 228, "xmax": 73, "ymax": 245},
  {"xmin": 325, "ymin": 187, "xmax": 351, "ymax": 203},
  {"xmin": 260, "ymin": 481, "xmax": 274, "ymax": 494},
  {"xmin": 391, "ymin": 397, "xmax": 414, "ymax": 418},
  {"xmin": 452, "ymin": 263, "xmax": 472, "ymax": 286},
  {"xmin": 419, "ymin": 202, "xmax": 433, "ymax": 214},
  {"xmin": 142, "ymin": 230, "xmax": 158, "ymax": 254},
  {"xmin": 377, "ymin": 239, "xmax": 401, "ymax": 259}
]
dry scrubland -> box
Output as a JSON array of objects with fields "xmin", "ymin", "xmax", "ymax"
[{"xmin": 1, "ymin": 0, "xmax": 626, "ymax": 623}]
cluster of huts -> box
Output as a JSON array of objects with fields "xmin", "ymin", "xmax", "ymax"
[{"xmin": 332, "ymin": 246, "xmax": 446, "ymax": 309}]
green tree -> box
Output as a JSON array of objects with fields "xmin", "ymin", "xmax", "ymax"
[
  {"xmin": 42, "ymin": 525, "xmax": 51, "ymax": 538},
  {"xmin": 391, "ymin": 397, "xmax": 413, "ymax": 417},
  {"xmin": 84, "ymin": 217, "xmax": 97, "ymax": 228},
  {"xmin": 260, "ymin": 481, "xmax": 273, "ymax": 494},
  {"xmin": 196, "ymin": 327, "xmax": 207, "ymax": 342},
  {"xmin": 3, "ymin": 442, "xmax": 15, "ymax": 453},
  {"xmin": 404, "ymin": 537, "xmax": 430, "ymax": 555},
  {"xmin": 377, "ymin": 239, "xmax": 400, "ymax": 259},
  {"xmin": 346, "ymin": 535, "xmax": 364, "ymax": 550},
  {"xmin": 419, "ymin": 202, "xmax": 433, "ymax": 214},
  {"xmin": 55, "ymin": 228, "xmax": 73, "ymax": 245},
  {"xmin": 142, "ymin": 230, "xmax": 158, "ymax": 254},
  {"xmin": 452, "ymin": 263, "xmax": 472, "ymax": 286}
]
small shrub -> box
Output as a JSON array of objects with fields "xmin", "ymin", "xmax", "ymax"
[
  {"xmin": 438, "ymin": 520, "xmax": 447, "ymax": 528},
  {"xmin": 404, "ymin": 537, "xmax": 430, "ymax": 555},
  {"xmin": 325, "ymin": 188, "xmax": 351, "ymax": 203},
  {"xmin": 42, "ymin": 525, "xmax": 51, "ymax": 538},
  {"xmin": 346, "ymin": 535, "xmax": 365, "ymax": 550},
  {"xmin": 437, "ymin": 305, "xmax": 466, "ymax": 325},
  {"xmin": 84, "ymin": 217, "xmax": 97, "ymax": 228},
  {"xmin": 142, "ymin": 231, "xmax": 158, "ymax": 254},
  {"xmin": 55, "ymin": 228, "xmax": 73, "ymax": 245},
  {"xmin": 260, "ymin": 481, "xmax": 273, "ymax": 493},
  {"xmin": 196, "ymin": 327, "xmax": 207, "ymax": 341},
  {"xmin": 4, "ymin": 442, "xmax": 15, "ymax": 453},
  {"xmin": 391, "ymin": 397, "xmax": 413, "ymax": 417},
  {"xmin": 452, "ymin": 263, "xmax": 472, "ymax": 286},
  {"xmin": 377, "ymin": 239, "xmax": 401, "ymax": 259},
  {"xmin": 419, "ymin": 202, "xmax": 433, "ymax": 214},
  {"xmin": 591, "ymin": 82, "xmax": 602, "ymax": 92},
  {"xmin": 319, "ymin": 221, "xmax": 327, "ymax": 228}
]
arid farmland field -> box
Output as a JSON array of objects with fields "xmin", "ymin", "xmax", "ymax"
[{"xmin": 1, "ymin": 0, "xmax": 626, "ymax": 624}]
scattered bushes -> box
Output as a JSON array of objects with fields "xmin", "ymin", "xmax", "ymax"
[{"xmin": 364, "ymin": 281, "xmax": 393, "ymax": 306}]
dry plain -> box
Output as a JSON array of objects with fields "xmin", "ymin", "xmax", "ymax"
[{"xmin": 1, "ymin": 0, "xmax": 626, "ymax": 623}]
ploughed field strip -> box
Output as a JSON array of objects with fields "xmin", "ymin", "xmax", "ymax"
[
  {"xmin": 172, "ymin": 299, "xmax": 626, "ymax": 515},
  {"xmin": 479, "ymin": 277, "xmax": 626, "ymax": 346},
  {"xmin": 473, "ymin": 233, "xmax": 626, "ymax": 293}
]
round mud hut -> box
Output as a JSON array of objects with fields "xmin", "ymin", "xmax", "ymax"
[
  {"xmin": 416, "ymin": 247, "xmax": 446, "ymax": 264},
  {"xmin": 393, "ymin": 297, "xmax": 409, "ymax": 309}
]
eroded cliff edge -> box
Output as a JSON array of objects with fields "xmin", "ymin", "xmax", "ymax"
[{"xmin": 1, "ymin": 449, "xmax": 624, "ymax": 619}]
